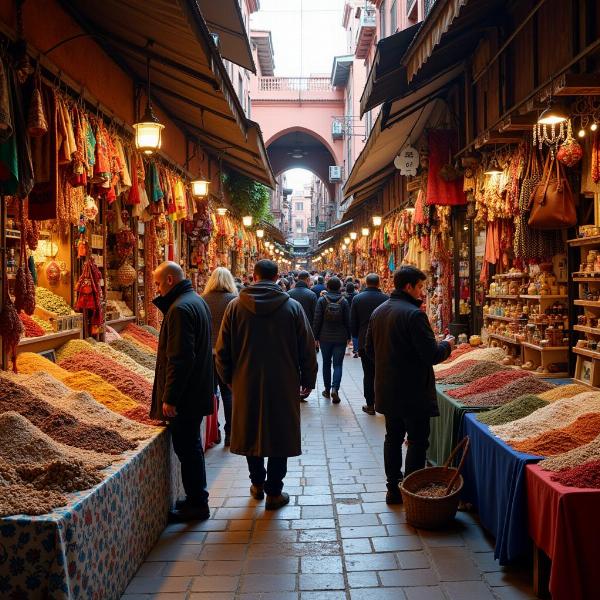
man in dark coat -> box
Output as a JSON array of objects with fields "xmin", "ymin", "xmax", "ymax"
[
  {"xmin": 215, "ymin": 259, "xmax": 318, "ymax": 510},
  {"xmin": 311, "ymin": 275, "xmax": 326, "ymax": 298},
  {"xmin": 151, "ymin": 261, "xmax": 214, "ymax": 521},
  {"xmin": 289, "ymin": 271, "xmax": 317, "ymax": 329},
  {"xmin": 366, "ymin": 265, "xmax": 454, "ymax": 504},
  {"xmin": 350, "ymin": 273, "xmax": 388, "ymax": 415}
]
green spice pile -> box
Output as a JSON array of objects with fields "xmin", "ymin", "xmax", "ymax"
[
  {"xmin": 460, "ymin": 376, "xmax": 554, "ymax": 407},
  {"xmin": 35, "ymin": 286, "xmax": 73, "ymax": 315},
  {"xmin": 478, "ymin": 395, "xmax": 549, "ymax": 426},
  {"xmin": 442, "ymin": 361, "xmax": 510, "ymax": 385},
  {"xmin": 109, "ymin": 338, "xmax": 156, "ymax": 370}
]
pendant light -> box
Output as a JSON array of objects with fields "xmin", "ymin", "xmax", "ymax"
[
  {"xmin": 343, "ymin": 236, "xmax": 350, "ymax": 245},
  {"xmin": 242, "ymin": 215, "xmax": 253, "ymax": 227},
  {"xmin": 484, "ymin": 155, "xmax": 502, "ymax": 176},
  {"xmin": 349, "ymin": 231, "xmax": 357, "ymax": 240},
  {"xmin": 191, "ymin": 178, "xmax": 210, "ymax": 198},
  {"xmin": 216, "ymin": 207, "xmax": 228, "ymax": 216},
  {"xmin": 372, "ymin": 215, "xmax": 382, "ymax": 226},
  {"xmin": 134, "ymin": 55, "xmax": 164, "ymax": 154},
  {"xmin": 256, "ymin": 228, "xmax": 264, "ymax": 239},
  {"xmin": 361, "ymin": 227, "xmax": 370, "ymax": 237},
  {"xmin": 537, "ymin": 99, "xmax": 569, "ymax": 126}
]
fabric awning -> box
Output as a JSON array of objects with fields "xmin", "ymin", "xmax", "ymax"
[
  {"xmin": 196, "ymin": 0, "xmax": 256, "ymax": 73},
  {"xmin": 331, "ymin": 55, "xmax": 354, "ymax": 87},
  {"xmin": 359, "ymin": 23, "xmax": 419, "ymax": 117},
  {"xmin": 61, "ymin": 0, "xmax": 275, "ymax": 187},
  {"xmin": 322, "ymin": 219, "xmax": 353, "ymax": 235},
  {"xmin": 317, "ymin": 236, "xmax": 334, "ymax": 246}
]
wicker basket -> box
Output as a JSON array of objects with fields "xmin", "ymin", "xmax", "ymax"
[{"xmin": 400, "ymin": 437, "xmax": 470, "ymax": 530}]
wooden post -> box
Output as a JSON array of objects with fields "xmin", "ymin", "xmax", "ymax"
[{"xmin": 532, "ymin": 544, "xmax": 552, "ymax": 599}]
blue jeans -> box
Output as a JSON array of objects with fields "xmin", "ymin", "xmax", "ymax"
[{"xmin": 320, "ymin": 342, "xmax": 346, "ymax": 391}]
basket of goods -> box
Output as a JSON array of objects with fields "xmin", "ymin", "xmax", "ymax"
[{"xmin": 400, "ymin": 437, "xmax": 470, "ymax": 529}]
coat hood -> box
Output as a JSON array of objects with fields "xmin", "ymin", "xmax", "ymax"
[{"xmin": 238, "ymin": 281, "xmax": 290, "ymax": 315}]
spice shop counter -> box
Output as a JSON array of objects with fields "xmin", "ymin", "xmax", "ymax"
[
  {"xmin": 525, "ymin": 464, "xmax": 600, "ymax": 600},
  {"xmin": 0, "ymin": 428, "xmax": 182, "ymax": 600}
]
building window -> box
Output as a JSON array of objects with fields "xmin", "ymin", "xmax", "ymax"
[
  {"xmin": 295, "ymin": 202, "xmax": 304, "ymax": 211},
  {"xmin": 295, "ymin": 219, "xmax": 303, "ymax": 232},
  {"xmin": 380, "ymin": 1, "xmax": 386, "ymax": 38},
  {"xmin": 390, "ymin": 0, "xmax": 397, "ymax": 33},
  {"xmin": 238, "ymin": 73, "xmax": 243, "ymax": 102}
]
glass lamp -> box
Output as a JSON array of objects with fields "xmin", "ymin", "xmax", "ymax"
[
  {"xmin": 256, "ymin": 229, "xmax": 264, "ymax": 239},
  {"xmin": 242, "ymin": 215, "xmax": 253, "ymax": 227},
  {"xmin": 372, "ymin": 215, "xmax": 382, "ymax": 226},
  {"xmin": 350, "ymin": 231, "xmax": 357, "ymax": 240},
  {"xmin": 361, "ymin": 227, "xmax": 370, "ymax": 236},
  {"xmin": 191, "ymin": 179, "xmax": 209, "ymax": 197}
]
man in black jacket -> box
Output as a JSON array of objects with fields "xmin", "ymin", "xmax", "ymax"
[
  {"xmin": 289, "ymin": 271, "xmax": 317, "ymax": 329},
  {"xmin": 366, "ymin": 266, "xmax": 454, "ymax": 504},
  {"xmin": 311, "ymin": 275, "xmax": 326, "ymax": 298},
  {"xmin": 350, "ymin": 273, "xmax": 388, "ymax": 416},
  {"xmin": 151, "ymin": 261, "xmax": 214, "ymax": 522}
]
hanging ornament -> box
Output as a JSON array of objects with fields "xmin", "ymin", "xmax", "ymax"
[
  {"xmin": 557, "ymin": 120, "xmax": 583, "ymax": 167},
  {"xmin": 45, "ymin": 260, "xmax": 61, "ymax": 286},
  {"xmin": 533, "ymin": 119, "xmax": 568, "ymax": 159},
  {"xmin": 117, "ymin": 261, "xmax": 136, "ymax": 286},
  {"xmin": 83, "ymin": 195, "xmax": 99, "ymax": 220},
  {"xmin": 77, "ymin": 235, "xmax": 88, "ymax": 258}
]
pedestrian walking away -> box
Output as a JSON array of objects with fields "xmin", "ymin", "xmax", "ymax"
[
  {"xmin": 313, "ymin": 275, "xmax": 351, "ymax": 405},
  {"xmin": 150, "ymin": 261, "xmax": 214, "ymax": 522},
  {"xmin": 366, "ymin": 265, "xmax": 455, "ymax": 505},
  {"xmin": 215, "ymin": 259, "xmax": 318, "ymax": 510},
  {"xmin": 289, "ymin": 270, "xmax": 317, "ymax": 330},
  {"xmin": 202, "ymin": 267, "xmax": 238, "ymax": 446},
  {"xmin": 311, "ymin": 275, "xmax": 326, "ymax": 298},
  {"xmin": 344, "ymin": 281, "xmax": 359, "ymax": 356},
  {"xmin": 349, "ymin": 273, "xmax": 388, "ymax": 415}
]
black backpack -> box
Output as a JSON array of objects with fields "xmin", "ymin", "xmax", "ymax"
[{"xmin": 324, "ymin": 296, "xmax": 343, "ymax": 322}]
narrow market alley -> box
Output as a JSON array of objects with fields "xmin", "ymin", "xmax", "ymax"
[{"xmin": 123, "ymin": 355, "xmax": 534, "ymax": 600}]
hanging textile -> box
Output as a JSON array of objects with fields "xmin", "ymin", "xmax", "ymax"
[{"xmin": 425, "ymin": 129, "xmax": 466, "ymax": 206}]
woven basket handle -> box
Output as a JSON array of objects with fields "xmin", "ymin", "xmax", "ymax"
[{"xmin": 443, "ymin": 436, "xmax": 470, "ymax": 495}]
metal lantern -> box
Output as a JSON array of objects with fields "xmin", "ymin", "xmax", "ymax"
[
  {"xmin": 242, "ymin": 215, "xmax": 253, "ymax": 227},
  {"xmin": 372, "ymin": 215, "xmax": 382, "ymax": 226},
  {"xmin": 134, "ymin": 56, "xmax": 164, "ymax": 154},
  {"xmin": 216, "ymin": 207, "xmax": 228, "ymax": 216},
  {"xmin": 191, "ymin": 179, "xmax": 209, "ymax": 197},
  {"xmin": 349, "ymin": 231, "xmax": 357, "ymax": 240},
  {"xmin": 361, "ymin": 227, "xmax": 370, "ymax": 236}
]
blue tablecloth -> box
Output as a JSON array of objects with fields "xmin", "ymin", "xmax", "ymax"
[
  {"xmin": 0, "ymin": 429, "xmax": 183, "ymax": 600},
  {"xmin": 460, "ymin": 413, "xmax": 543, "ymax": 564}
]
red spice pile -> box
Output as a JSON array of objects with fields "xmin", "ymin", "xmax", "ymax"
[
  {"xmin": 448, "ymin": 370, "xmax": 530, "ymax": 399},
  {"xmin": 512, "ymin": 413, "xmax": 600, "ymax": 456},
  {"xmin": 435, "ymin": 359, "xmax": 480, "ymax": 381},
  {"xmin": 123, "ymin": 405, "xmax": 163, "ymax": 427},
  {"xmin": 123, "ymin": 323, "xmax": 159, "ymax": 352},
  {"xmin": 441, "ymin": 344, "xmax": 474, "ymax": 364},
  {"xmin": 19, "ymin": 313, "xmax": 45, "ymax": 337},
  {"xmin": 551, "ymin": 459, "xmax": 600, "ymax": 489},
  {"xmin": 0, "ymin": 378, "xmax": 135, "ymax": 454},
  {"xmin": 58, "ymin": 350, "xmax": 152, "ymax": 406}
]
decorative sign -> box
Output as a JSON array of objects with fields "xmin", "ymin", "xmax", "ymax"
[{"xmin": 394, "ymin": 144, "xmax": 419, "ymax": 176}]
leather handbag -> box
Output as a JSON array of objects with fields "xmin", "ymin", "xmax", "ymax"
[{"xmin": 528, "ymin": 153, "xmax": 576, "ymax": 230}]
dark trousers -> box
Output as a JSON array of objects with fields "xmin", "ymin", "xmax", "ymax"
[
  {"xmin": 169, "ymin": 414, "xmax": 209, "ymax": 506},
  {"xmin": 213, "ymin": 358, "xmax": 232, "ymax": 435},
  {"xmin": 384, "ymin": 415, "xmax": 430, "ymax": 490},
  {"xmin": 246, "ymin": 456, "xmax": 288, "ymax": 496},
  {"xmin": 360, "ymin": 354, "xmax": 375, "ymax": 407},
  {"xmin": 320, "ymin": 341, "xmax": 346, "ymax": 391}
]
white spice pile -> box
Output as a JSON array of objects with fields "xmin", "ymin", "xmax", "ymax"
[
  {"xmin": 1, "ymin": 372, "xmax": 156, "ymax": 441},
  {"xmin": 541, "ymin": 433, "xmax": 600, "ymax": 472},
  {"xmin": 88, "ymin": 339, "xmax": 154, "ymax": 382},
  {"xmin": 0, "ymin": 411, "xmax": 114, "ymax": 470},
  {"xmin": 491, "ymin": 392, "xmax": 600, "ymax": 442},
  {"xmin": 433, "ymin": 347, "xmax": 506, "ymax": 373}
]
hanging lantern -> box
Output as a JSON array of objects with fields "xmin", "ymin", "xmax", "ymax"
[
  {"xmin": 538, "ymin": 100, "xmax": 569, "ymax": 125},
  {"xmin": 343, "ymin": 236, "xmax": 350, "ymax": 245},
  {"xmin": 361, "ymin": 227, "xmax": 370, "ymax": 237},
  {"xmin": 134, "ymin": 56, "xmax": 165, "ymax": 154},
  {"xmin": 256, "ymin": 229, "xmax": 265, "ymax": 238},
  {"xmin": 191, "ymin": 178, "xmax": 210, "ymax": 197},
  {"xmin": 216, "ymin": 207, "xmax": 228, "ymax": 216},
  {"xmin": 349, "ymin": 231, "xmax": 357, "ymax": 240},
  {"xmin": 484, "ymin": 156, "xmax": 502, "ymax": 176},
  {"xmin": 117, "ymin": 261, "xmax": 136, "ymax": 286},
  {"xmin": 341, "ymin": 244, "xmax": 347, "ymax": 250},
  {"xmin": 372, "ymin": 215, "xmax": 382, "ymax": 226},
  {"xmin": 242, "ymin": 215, "xmax": 253, "ymax": 227}
]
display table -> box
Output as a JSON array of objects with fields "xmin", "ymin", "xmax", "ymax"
[
  {"xmin": 460, "ymin": 413, "xmax": 543, "ymax": 564},
  {"xmin": 525, "ymin": 464, "xmax": 600, "ymax": 600},
  {"xmin": 0, "ymin": 428, "xmax": 182, "ymax": 600},
  {"xmin": 429, "ymin": 384, "xmax": 490, "ymax": 466}
]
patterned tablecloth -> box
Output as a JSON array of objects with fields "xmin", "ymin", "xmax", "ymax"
[{"xmin": 0, "ymin": 428, "xmax": 183, "ymax": 600}]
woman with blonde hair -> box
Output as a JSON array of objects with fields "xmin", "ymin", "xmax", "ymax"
[{"xmin": 202, "ymin": 267, "xmax": 238, "ymax": 446}]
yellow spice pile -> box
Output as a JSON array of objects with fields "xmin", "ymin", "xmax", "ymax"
[{"xmin": 538, "ymin": 383, "xmax": 592, "ymax": 402}]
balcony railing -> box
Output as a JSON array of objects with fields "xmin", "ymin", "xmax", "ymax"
[
  {"xmin": 258, "ymin": 77, "xmax": 333, "ymax": 92},
  {"xmin": 425, "ymin": 0, "xmax": 437, "ymax": 17},
  {"xmin": 355, "ymin": 7, "xmax": 376, "ymax": 59}
]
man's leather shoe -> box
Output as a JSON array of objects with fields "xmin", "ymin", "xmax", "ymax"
[
  {"xmin": 168, "ymin": 503, "xmax": 210, "ymax": 522},
  {"xmin": 322, "ymin": 390, "xmax": 330, "ymax": 399},
  {"xmin": 385, "ymin": 488, "xmax": 403, "ymax": 505},
  {"xmin": 250, "ymin": 484, "xmax": 265, "ymax": 500},
  {"xmin": 362, "ymin": 405, "xmax": 375, "ymax": 415},
  {"xmin": 331, "ymin": 389, "xmax": 341, "ymax": 404},
  {"xmin": 265, "ymin": 491, "xmax": 290, "ymax": 510}
]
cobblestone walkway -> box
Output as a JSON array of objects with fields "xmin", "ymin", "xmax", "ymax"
[{"xmin": 123, "ymin": 355, "xmax": 535, "ymax": 600}]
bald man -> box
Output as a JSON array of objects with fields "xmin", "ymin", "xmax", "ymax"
[{"xmin": 151, "ymin": 261, "xmax": 214, "ymax": 522}]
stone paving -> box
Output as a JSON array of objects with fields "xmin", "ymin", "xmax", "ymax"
[{"xmin": 123, "ymin": 354, "xmax": 536, "ymax": 600}]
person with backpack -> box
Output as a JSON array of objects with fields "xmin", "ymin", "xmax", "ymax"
[{"xmin": 313, "ymin": 276, "xmax": 351, "ymax": 404}]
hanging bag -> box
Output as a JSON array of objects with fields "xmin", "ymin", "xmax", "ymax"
[{"xmin": 528, "ymin": 153, "xmax": 576, "ymax": 230}]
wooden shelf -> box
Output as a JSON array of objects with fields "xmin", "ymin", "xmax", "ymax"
[
  {"xmin": 574, "ymin": 300, "xmax": 600, "ymax": 308},
  {"xmin": 573, "ymin": 346, "xmax": 600, "ymax": 360},
  {"xmin": 487, "ymin": 333, "xmax": 521, "ymax": 345},
  {"xmin": 568, "ymin": 235, "xmax": 600, "ymax": 247},
  {"xmin": 493, "ymin": 273, "xmax": 527, "ymax": 279},
  {"xmin": 521, "ymin": 342, "xmax": 569, "ymax": 352},
  {"xmin": 572, "ymin": 276, "xmax": 600, "ymax": 283},
  {"xmin": 17, "ymin": 328, "xmax": 82, "ymax": 353},
  {"xmin": 574, "ymin": 324, "xmax": 600, "ymax": 335},
  {"xmin": 529, "ymin": 371, "xmax": 569, "ymax": 378},
  {"xmin": 107, "ymin": 316, "xmax": 136, "ymax": 326},
  {"xmin": 519, "ymin": 295, "xmax": 567, "ymax": 301},
  {"xmin": 486, "ymin": 294, "xmax": 520, "ymax": 300},
  {"xmin": 484, "ymin": 314, "xmax": 523, "ymax": 322}
]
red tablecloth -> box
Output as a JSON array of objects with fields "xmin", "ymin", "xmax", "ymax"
[{"xmin": 525, "ymin": 464, "xmax": 600, "ymax": 600}]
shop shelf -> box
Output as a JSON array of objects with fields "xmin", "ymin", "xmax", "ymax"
[
  {"xmin": 572, "ymin": 276, "xmax": 600, "ymax": 282},
  {"xmin": 493, "ymin": 273, "xmax": 527, "ymax": 279},
  {"xmin": 574, "ymin": 325, "xmax": 600, "ymax": 336},
  {"xmin": 574, "ymin": 300, "xmax": 600, "ymax": 308},
  {"xmin": 528, "ymin": 370, "xmax": 570, "ymax": 378},
  {"xmin": 573, "ymin": 346, "xmax": 600, "ymax": 360},
  {"xmin": 17, "ymin": 328, "xmax": 82, "ymax": 354},
  {"xmin": 106, "ymin": 316, "xmax": 136, "ymax": 326},
  {"xmin": 487, "ymin": 333, "xmax": 521, "ymax": 345},
  {"xmin": 486, "ymin": 294, "xmax": 520, "ymax": 300},
  {"xmin": 567, "ymin": 235, "xmax": 600, "ymax": 247},
  {"xmin": 521, "ymin": 342, "xmax": 569, "ymax": 352},
  {"xmin": 484, "ymin": 314, "xmax": 523, "ymax": 322},
  {"xmin": 519, "ymin": 295, "xmax": 568, "ymax": 301}
]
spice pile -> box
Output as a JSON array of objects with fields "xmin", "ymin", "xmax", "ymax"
[
  {"xmin": 433, "ymin": 347, "xmax": 506, "ymax": 372},
  {"xmin": 541, "ymin": 433, "xmax": 600, "ymax": 472},
  {"xmin": 551, "ymin": 459, "xmax": 600, "ymax": 489},
  {"xmin": 35, "ymin": 286, "xmax": 72, "ymax": 315},
  {"xmin": 88, "ymin": 340, "xmax": 154, "ymax": 382},
  {"xmin": 17, "ymin": 351, "xmax": 68, "ymax": 379},
  {"xmin": 448, "ymin": 370, "xmax": 529, "ymax": 399},
  {"xmin": 61, "ymin": 371, "xmax": 138, "ymax": 412},
  {"xmin": 31, "ymin": 314, "xmax": 53, "ymax": 332},
  {"xmin": 123, "ymin": 323, "xmax": 159, "ymax": 351},
  {"xmin": 539, "ymin": 383, "xmax": 592, "ymax": 402},
  {"xmin": 413, "ymin": 482, "xmax": 453, "ymax": 498},
  {"xmin": 110, "ymin": 338, "xmax": 156, "ymax": 369},
  {"xmin": 55, "ymin": 339, "xmax": 94, "ymax": 362},
  {"xmin": 441, "ymin": 361, "xmax": 510, "ymax": 385},
  {"xmin": 435, "ymin": 359, "xmax": 480, "ymax": 381},
  {"xmin": 492, "ymin": 393, "xmax": 600, "ymax": 441},
  {"xmin": 478, "ymin": 395, "xmax": 549, "ymax": 426},
  {"xmin": 141, "ymin": 324, "xmax": 160, "ymax": 338},
  {"xmin": 460, "ymin": 376, "xmax": 554, "ymax": 407},
  {"xmin": 19, "ymin": 312, "xmax": 46, "ymax": 337},
  {"xmin": 441, "ymin": 344, "xmax": 475, "ymax": 364},
  {"xmin": 511, "ymin": 413, "xmax": 600, "ymax": 455},
  {"xmin": 105, "ymin": 325, "xmax": 121, "ymax": 343}
]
